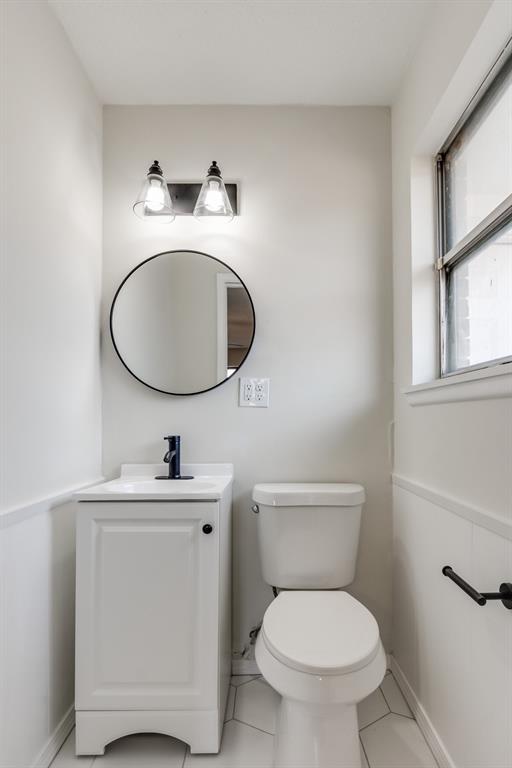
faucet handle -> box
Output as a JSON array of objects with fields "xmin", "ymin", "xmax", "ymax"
[{"xmin": 163, "ymin": 435, "xmax": 179, "ymax": 463}]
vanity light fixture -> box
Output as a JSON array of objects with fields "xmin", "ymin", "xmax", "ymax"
[
  {"xmin": 133, "ymin": 160, "xmax": 238, "ymax": 221},
  {"xmin": 133, "ymin": 160, "xmax": 175, "ymax": 222},
  {"xmin": 193, "ymin": 161, "xmax": 234, "ymax": 221}
]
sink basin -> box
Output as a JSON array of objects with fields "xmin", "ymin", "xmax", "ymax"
[
  {"xmin": 105, "ymin": 479, "xmax": 218, "ymax": 494},
  {"xmin": 74, "ymin": 463, "xmax": 233, "ymax": 501}
]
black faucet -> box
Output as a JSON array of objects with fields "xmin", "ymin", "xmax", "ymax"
[{"xmin": 155, "ymin": 436, "xmax": 194, "ymax": 480}]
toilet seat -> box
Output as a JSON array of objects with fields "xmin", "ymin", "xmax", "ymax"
[
  {"xmin": 256, "ymin": 593, "xmax": 386, "ymax": 768},
  {"xmin": 261, "ymin": 591, "xmax": 380, "ymax": 676}
]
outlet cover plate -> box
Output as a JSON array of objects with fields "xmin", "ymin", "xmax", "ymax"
[{"xmin": 239, "ymin": 377, "xmax": 270, "ymax": 407}]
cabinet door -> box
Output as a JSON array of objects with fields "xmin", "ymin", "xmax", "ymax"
[{"xmin": 76, "ymin": 501, "xmax": 219, "ymax": 711}]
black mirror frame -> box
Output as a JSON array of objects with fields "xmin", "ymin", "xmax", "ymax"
[{"xmin": 109, "ymin": 249, "xmax": 256, "ymax": 396}]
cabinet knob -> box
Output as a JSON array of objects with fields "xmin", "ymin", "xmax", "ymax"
[{"xmin": 202, "ymin": 524, "xmax": 213, "ymax": 534}]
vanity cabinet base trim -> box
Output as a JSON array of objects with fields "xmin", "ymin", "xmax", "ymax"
[{"xmin": 75, "ymin": 709, "xmax": 221, "ymax": 755}]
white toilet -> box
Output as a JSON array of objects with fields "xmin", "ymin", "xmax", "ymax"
[{"xmin": 252, "ymin": 483, "xmax": 385, "ymax": 768}]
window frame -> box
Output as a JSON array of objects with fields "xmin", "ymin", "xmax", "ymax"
[{"xmin": 436, "ymin": 40, "xmax": 512, "ymax": 377}]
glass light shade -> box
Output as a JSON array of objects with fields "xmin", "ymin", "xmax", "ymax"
[
  {"xmin": 193, "ymin": 161, "xmax": 233, "ymax": 221},
  {"xmin": 133, "ymin": 161, "xmax": 174, "ymax": 222}
]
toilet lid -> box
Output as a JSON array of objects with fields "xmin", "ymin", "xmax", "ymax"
[{"xmin": 261, "ymin": 591, "xmax": 380, "ymax": 675}]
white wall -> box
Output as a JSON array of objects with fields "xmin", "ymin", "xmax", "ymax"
[
  {"xmin": 0, "ymin": 2, "xmax": 102, "ymax": 765},
  {"xmin": 102, "ymin": 105, "xmax": 394, "ymax": 654},
  {"xmin": 391, "ymin": 2, "xmax": 512, "ymax": 766}
]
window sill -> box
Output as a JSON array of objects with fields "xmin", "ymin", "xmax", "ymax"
[{"xmin": 402, "ymin": 362, "xmax": 512, "ymax": 406}]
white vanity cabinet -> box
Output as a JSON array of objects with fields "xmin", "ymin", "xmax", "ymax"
[{"xmin": 73, "ymin": 464, "xmax": 232, "ymax": 756}]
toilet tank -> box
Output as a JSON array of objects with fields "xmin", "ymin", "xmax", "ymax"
[{"xmin": 252, "ymin": 483, "xmax": 365, "ymax": 589}]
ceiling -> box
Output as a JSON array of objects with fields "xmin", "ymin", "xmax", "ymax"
[{"xmin": 48, "ymin": 0, "xmax": 433, "ymax": 106}]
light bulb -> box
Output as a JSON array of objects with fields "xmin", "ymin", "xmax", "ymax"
[
  {"xmin": 133, "ymin": 160, "xmax": 175, "ymax": 222},
  {"xmin": 204, "ymin": 180, "xmax": 224, "ymax": 212},
  {"xmin": 144, "ymin": 179, "xmax": 165, "ymax": 212},
  {"xmin": 193, "ymin": 161, "xmax": 234, "ymax": 221}
]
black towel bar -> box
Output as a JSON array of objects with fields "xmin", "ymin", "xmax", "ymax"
[{"xmin": 442, "ymin": 566, "xmax": 512, "ymax": 610}]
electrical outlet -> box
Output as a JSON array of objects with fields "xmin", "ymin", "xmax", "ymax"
[{"xmin": 239, "ymin": 377, "xmax": 270, "ymax": 407}]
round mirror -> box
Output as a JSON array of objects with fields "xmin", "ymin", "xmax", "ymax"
[{"xmin": 110, "ymin": 250, "xmax": 255, "ymax": 395}]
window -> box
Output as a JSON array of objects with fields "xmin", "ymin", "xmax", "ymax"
[{"xmin": 436, "ymin": 44, "xmax": 512, "ymax": 375}]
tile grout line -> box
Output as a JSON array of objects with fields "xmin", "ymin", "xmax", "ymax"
[
  {"xmin": 359, "ymin": 735, "xmax": 371, "ymax": 768},
  {"xmin": 232, "ymin": 716, "xmax": 275, "ymax": 737},
  {"xmin": 387, "ymin": 670, "xmax": 440, "ymax": 765},
  {"xmin": 359, "ymin": 711, "xmax": 392, "ymax": 733},
  {"xmin": 359, "ymin": 707, "xmax": 419, "ymax": 734},
  {"xmin": 359, "ymin": 702, "xmax": 439, "ymax": 768},
  {"xmin": 380, "ymin": 673, "xmax": 414, "ymax": 720},
  {"xmin": 377, "ymin": 683, "xmax": 392, "ymax": 717},
  {"xmin": 230, "ymin": 675, "xmax": 260, "ymax": 688}
]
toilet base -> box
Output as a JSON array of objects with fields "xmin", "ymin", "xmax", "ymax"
[{"xmin": 274, "ymin": 698, "xmax": 360, "ymax": 768}]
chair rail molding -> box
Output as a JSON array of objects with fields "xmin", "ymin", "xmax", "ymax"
[
  {"xmin": 0, "ymin": 478, "xmax": 105, "ymax": 529},
  {"xmin": 392, "ymin": 474, "xmax": 512, "ymax": 541}
]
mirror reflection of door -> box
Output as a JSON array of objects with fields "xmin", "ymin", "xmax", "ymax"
[{"xmin": 216, "ymin": 274, "xmax": 254, "ymax": 380}]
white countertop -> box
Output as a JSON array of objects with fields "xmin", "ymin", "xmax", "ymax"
[{"xmin": 74, "ymin": 463, "xmax": 233, "ymax": 501}]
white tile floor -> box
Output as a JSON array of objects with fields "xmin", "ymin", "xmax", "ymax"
[{"xmin": 51, "ymin": 672, "xmax": 438, "ymax": 768}]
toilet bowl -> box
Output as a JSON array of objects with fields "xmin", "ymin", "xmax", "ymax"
[
  {"xmin": 252, "ymin": 482, "xmax": 385, "ymax": 768},
  {"xmin": 256, "ymin": 591, "xmax": 386, "ymax": 768}
]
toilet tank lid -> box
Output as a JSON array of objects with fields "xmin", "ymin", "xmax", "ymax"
[{"xmin": 252, "ymin": 483, "xmax": 365, "ymax": 506}]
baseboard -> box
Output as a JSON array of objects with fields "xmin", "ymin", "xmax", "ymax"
[
  {"xmin": 31, "ymin": 705, "xmax": 75, "ymax": 768},
  {"xmin": 231, "ymin": 658, "xmax": 260, "ymax": 675},
  {"xmin": 390, "ymin": 657, "xmax": 455, "ymax": 768}
]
